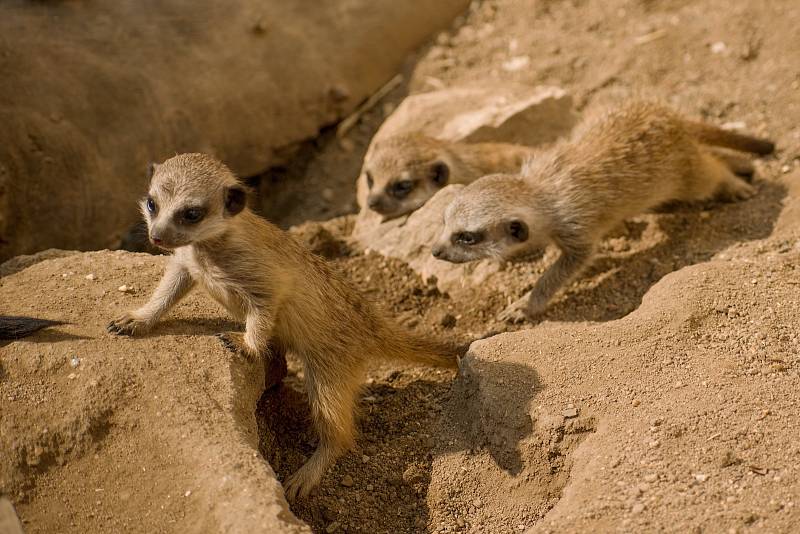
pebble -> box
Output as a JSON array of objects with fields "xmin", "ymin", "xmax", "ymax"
[
  {"xmin": 362, "ymin": 455, "xmax": 370, "ymax": 463},
  {"xmin": 502, "ymin": 55, "xmax": 530, "ymax": 72},
  {"xmin": 710, "ymin": 41, "xmax": 727, "ymax": 54},
  {"xmin": 632, "ymin": 399, "xmax": 641, "ymax": 407},
  {"xmin": 403, "ymin": 465, "xmax": 425, "ymax": 485},
  {"xmin": 473, "ymin": 498, "xmax": 483, "ymax": 508},
  {"xmin": 693, "ymin": 473, "xmax": 709, "ymax": 482},
  {"xmin": 644, "ymin": 474, "xmax": 658, "ymax": 483},
  {"xmin": 70, "ymin": 357, "xmax": 80, "ymax": 368},
  {"xmin": 782, "ymin": 164, "xmax": 792, "ymax": 174},
  {"xmin": 67, "ymin": 373, "xmax": 77, "ymax": 380},
  {"xmin": 325, "ymin": 521, "xmax": 341, "ymax": 533},
  {"xmin": 184, "ymin": 490, "xmax": 191, "ymax": 497},
  {"xmin": 117, "ymin": 285, "xmax": 133, "ymax": 293},
  {"xmin": 340, "ymin": 475, "xmax": 354, "ymax": 487},
  {"xmin": 562, "ymin": 407, "xmax": 578, "ymax": 418},
  {"xmin": 436, "ymin": 312, "xmax": 457, "ymax": 329},
  {"xmin": 366, "ymin": 484, "xmax": 374, "ymax": 491},
  {"xmin": 631, "ymin": 503, "xmax": 645, "ymax": 514},
  {"xmin": 85, "ymin": 273, "xmax": 96, "ymax": 281}
]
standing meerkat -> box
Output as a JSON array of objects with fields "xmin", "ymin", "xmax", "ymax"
[
  {"xmin": 107, "ymin": 153, "xmax": 460, "ymax": 500},
  {"xmin": 431, "ymin": 101, "xmax": 774, "ymax": 322},
  {"xmin": 362, "ymin": 132, "xmax": 534, "ymax": 219}
]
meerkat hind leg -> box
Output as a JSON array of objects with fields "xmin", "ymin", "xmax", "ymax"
[
  {"xmin": 706, "ymin": 147, "xmax": 756, "ymax": 181},
  {"xmin": 701, "ymin": 152, "xmax": 756, "ymax": 202},
  {"xmin": 284, "ymin": 355, "xmax": 363, "ymax": 501}
]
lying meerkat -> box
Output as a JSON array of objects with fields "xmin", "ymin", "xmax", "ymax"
[
  {"xmin": 362, "ymin": 132, "xmax": 534, "ymax": 219},
  {"xmin": 107, "ymin": 153, "xmax": 460, "ymax": 500},
  {"xmin": 431, "ymin": 101, "xmax": 774, "ymax": 322}
]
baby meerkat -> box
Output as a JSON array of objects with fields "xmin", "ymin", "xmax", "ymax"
[
  {"xmin": 107, "ymin": 153, "xmax": 460, "ymax": 500},
  {"xmin": 431, "ymin": 101, "xmax": 774, "ymax": 322},
  {"xmin": 363, "ymin": 132, "xmax": 533, "ymax": 219}
]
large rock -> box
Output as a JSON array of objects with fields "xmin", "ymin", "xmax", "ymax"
[
  {"xmin": 354, "ymin": 83, "xmax": 575, "ymax": 213},
  {"xmin": 359, "ymin": 184, "xmax": 511, "ymax": 295},
  {"xmin": 352, "ymin": 83, "xmax": 576, "ymax": 286},
  {"xmin": 0, "ymin": 0, "xmax": 469, "ymax": 261},
  {"xmin": 0, "ymin": 251, "xmax": 308, "ymax": 533}
]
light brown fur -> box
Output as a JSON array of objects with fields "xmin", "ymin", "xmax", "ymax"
[
  {"xmin": 108, "ymin": 153, "xmax": 460, "ymax": 500},
  {"xmin": 363, "ymin": 132, "xmax": 533, "ymax": 219},
  {"xmin": 431, "ymin": 101, "xmax": 774, "ymax": 322}
]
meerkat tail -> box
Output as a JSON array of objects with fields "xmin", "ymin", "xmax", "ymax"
[
  {"xmin": 382, "ymin": 328, "xmax": 464, "ymax": 368},
  {"xmin": 0, "ymin": 316, "xmax": 65, "ymax": 340},
  {"xmin": 684, "ymin": 121, "xmax": 775, "ymax": 155}
]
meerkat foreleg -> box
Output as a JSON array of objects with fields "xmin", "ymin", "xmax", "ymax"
[
  {"xmin": 499, "ymin": 243, "xmax": 593, "ymax": 323},
  {"xmin": 108, "ymin": 260, "xmax": 194, "ymax": 335},
  {"xmin": 217, "ymin": 307, "xmax": 274, "ymax": 359}
]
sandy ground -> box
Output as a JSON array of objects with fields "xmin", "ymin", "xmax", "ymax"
[{"xmin": 2, "ymin": 0, "xmax": 800, "ymax": 533}]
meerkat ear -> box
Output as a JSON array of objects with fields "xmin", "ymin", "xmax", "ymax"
[
  {"xmin": 224, "ymin": 186, "xmax": 247, "ymax": 216},
  {"xmin": 430, "ymin": 161, "xmax": 449, "ymax": 187},
  {"xmin": 147, "ymin": 162, "xmax": 159, "ymax": 179},
  {"xmin": 507, "ymin": 220, "xmax": 529, "ymax": 242}
]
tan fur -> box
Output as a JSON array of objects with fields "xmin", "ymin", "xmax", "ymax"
[
  {"xmin": 431, "ymin": 101, "xmax": 774, "ymax": 322},
  {"xmin": 108, "ymin": 153, "xmax": 460, "ymax": 500},
  {"xmin": 363, "ymin": 132, "xmax": 533, "ymax": 219}
]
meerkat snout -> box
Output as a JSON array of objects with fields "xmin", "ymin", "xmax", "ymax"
[{"xmin": 140, "ymin": 154, "xmax": 248, "ymax": 249}]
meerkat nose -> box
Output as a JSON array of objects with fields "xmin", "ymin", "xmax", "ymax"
[
  {"xmin": 150, "ymin": 234, "xmax": 163, "ymax": 245},
  {"xmin": 367, "ymin": 196, "xmax": 381, "ymax": 209},
  {"xmin": 431, "ymin": 246, "xmax": 444, "ymax": 258}
]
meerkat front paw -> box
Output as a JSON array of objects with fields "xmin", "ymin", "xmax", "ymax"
[
  {"xmin": 216, "ymin": 332, "xmax": 258, "ymax": 359},
  {"xmin": 107, "ymin": 312, "xmax": 151, "ymax": 336}
]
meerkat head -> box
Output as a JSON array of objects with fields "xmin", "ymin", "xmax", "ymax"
[
  {"xmin": 431, "ymin": 174, "xmax": 550, "ymax": 263},
  {"xmin": 141, "ymin": 153, "xmax": 248, "ymax": 249},
  {"xmin": 363, "ymin": 133, "xmax": 453, "ymax": 219}
]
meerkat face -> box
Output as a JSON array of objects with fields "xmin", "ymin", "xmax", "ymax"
[
  {"xmin": 363, "ymin": 135, "xmax": 452, "ymax": 219},
  {"xmin": 431, "ymin": 175, "xmax": 545, "ymax": 263},
  {"xmin": 141, "ymin": 154, "xmax": 247, "ymax": 249}
]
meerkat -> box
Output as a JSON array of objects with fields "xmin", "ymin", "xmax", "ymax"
[
  {"xmin": 107, "ymin": 153, "xmax": 460, "ymax": 500},
  {"xmin": 362, "ymin": 132, "xmax": 534, "ymax": 219},
  {"xmin": 431, "ymin": 101, "xmax": 774, "ymax": 322}
]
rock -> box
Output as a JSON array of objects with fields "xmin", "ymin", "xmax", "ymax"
[
  {"xmin": 351, "ymin": 83, "xmax": 576, "ymax": 293},
  {"xmin": 437, "ymin": 312, "xmax": 458, "ymax": 329},
  {"xmin": 352, "ymin": 185, "xmax": 507, "ymax": 295},
  {"xmin": 325, "ymin": 521, "xmax": 341, "ymax": 533},
  {"xmin": 341, "ymin": 474, "xmax": 354, "ymax": 487},
  {"xmin": 562, "ymin": 407, "xmax": 579, "ymax": 418},
  {"xmin": 0, "ymin": 0, "xmax": 471, "ymax": 260},
  {"xmin": 0, "ymin": 251, "xmax": 308, "ymax": 533},
  {"xmin": 355, "ymin": 82, "xmax": 576, "ymax": 213}
]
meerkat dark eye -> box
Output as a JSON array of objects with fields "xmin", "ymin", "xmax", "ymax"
[
  {"xmin": 507, "ymin": 220, "xmax": 529, "ymax": 242},
  {"xmin": 365, "ymin": 171, "xmax": 374, "ymax": 189},
  {"xmin": 145, "ymin": 196, "xmax": 157, "ymax": 214},
  {"xmin": 390, "ymin": 180, "xmax": 414, "ymax": 199},
  {"xmin": 180, "ymin": 207, "xmax": 206, "ymax": 224},
  {"xmin": 453, "ymin": 231, "xmax": 483, "ymax": 246},
  {"xmin": 430, "ymin": 161, "xmax": 449, "ymax": 187}
]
